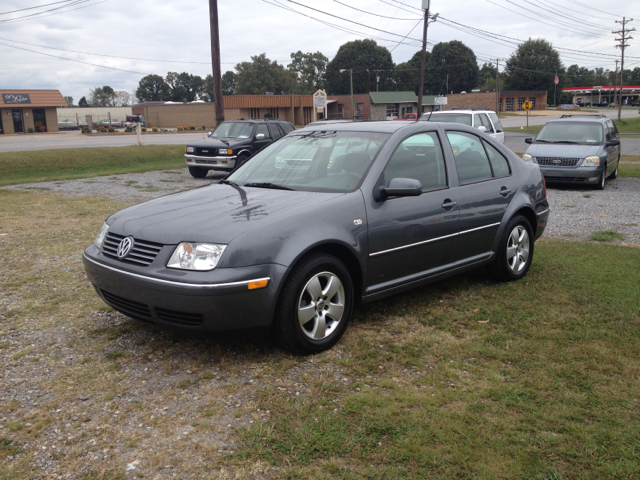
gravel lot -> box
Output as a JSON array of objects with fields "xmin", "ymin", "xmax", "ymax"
[{"xmin": 3, "ymin": 168, "xmax": 639, "ymax": 244}]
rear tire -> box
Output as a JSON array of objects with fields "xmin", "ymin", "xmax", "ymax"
[
  {"xmin": 188, "ymin": 166, "xmax": 208, "ymax": 178},
  {"xmin": 491, "ymin": 215, "xmax": 534, "ymax": 282},
  {"xmin": 272, "ymin": 253, "xmax": 353, "ymax": 354}
]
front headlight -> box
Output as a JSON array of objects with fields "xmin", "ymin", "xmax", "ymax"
[
  {"xmin": 219, "ymin": 148, "xmax": 232, "ymax": 155},
  {"xmin": 186, "ymin": 147, "xmax": 194, "ymax": 153},
  {"xmin": 581, "ymin": 156, "xmax": 600, "ymax": 167},
  {"xmin": 522, "ymin": 153, "xmax": 534, "ymax": 163},
  {"xmin": 94, "ymin": 222, "xmax": 109, "ymax": 249},
  {"xmin": 167, "ymin": 242, "xmax": 226, "ymax": 271}
]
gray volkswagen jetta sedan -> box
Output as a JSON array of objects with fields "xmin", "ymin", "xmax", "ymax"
[{"xmin": 83, "ymin": 121, "xmax": 550, "ymax": 354}]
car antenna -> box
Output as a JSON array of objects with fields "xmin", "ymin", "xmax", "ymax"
[{"xmin": 427, "ymin": 106, "xmax": 435, "ymax": 122}]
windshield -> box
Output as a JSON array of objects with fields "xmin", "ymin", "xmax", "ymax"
[
  {"xmin": 536, "ymin": 122, "xmax": 604, "ymax": 144},
  {"xmin": 227, "ymin": 131, "xmax": 390, "ymax": 193},
  {"xmin": 211, "ymin": 122, "xmax": 254, "ymax": 139},
  {"xmin": 420, "ymin": 113, "xmax": 472, "ymax": 126}
]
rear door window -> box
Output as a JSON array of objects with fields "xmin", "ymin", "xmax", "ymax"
[
  {"xmin": 488, "ymin": 112, "xmax": 504, "ymax": 133},
  {"xmin": 446, "ymin": 131, "xmax": 493, "ymax": 184},
  {"xmin": 255, "ymin": 124, "xmax": 271, "ymax": 139},
  {"xmin": 268, "ymin": 123, "xmax": 283, "ymax": 139},
  {"xmin": 482, "ymin": 140, "xmax": 510, "ymax": 177}
]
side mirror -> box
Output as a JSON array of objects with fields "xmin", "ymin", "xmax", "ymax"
[
  {"xmin": 525, "ymin": 138, "xmax": 533, "ymax": 144},
  {"xmin": 477, "ymin": 125, "xmax": 487, "ymax": 133},
  {"xmin": 256, "ymin": 133, "xmax": 265, "ymax": 140},
  {"xmin": 606, "ymin": 139, "xmax": 620, "ymax": 146},
  {"xmin": 207, "ymin": 132, "xmax": 212, "ymax": 137},
  {"xmin": 377, "ymin": 178, "xmax": 423, "ymax": 200}
]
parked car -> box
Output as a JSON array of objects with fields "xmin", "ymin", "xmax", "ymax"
[
  {"xmin": 394, "ymin": 113, "xmax": 418, "ymax": 121},
  {"xmin": 183, "ymin": 119, "xmax": 295, "ymax": 178},
  {"xmin": 420, "ymin": 109, "xmax": 505, "ymax": 144},
  {"xmin": 523, "ymin": 114, "xmax": 620, "ymax": 189},
  {"xmin": 123, "ymin": 115, "xmax": 146, "ymax": 128},
  {"xmin": 83, "ymin": 121, "xmax": 549, "ymax": 354}
]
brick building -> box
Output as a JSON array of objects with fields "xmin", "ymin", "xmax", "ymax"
[
  {"xmin": 132, "ymin": 95, "xmax": 315, "ymax": 129},
  {"xmin": 442, "ymin": 90, "xmax": 548, "ymax": 112},
  {"xmin": 0, "ymin": 90, "xmax": 67, "ymax": 134},
  {"xmin": 326, "ymin": 92, "xmax": 441, "ymax": 120}
]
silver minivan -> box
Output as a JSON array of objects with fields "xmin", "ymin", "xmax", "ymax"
[{"xmin": 420, "ymin": 109, "xmax": 505, "ymax": 144}]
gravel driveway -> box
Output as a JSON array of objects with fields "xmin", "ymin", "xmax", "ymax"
[{"xmin": 3, "ymin": 168, "xmax": 639, "ymax": 244}]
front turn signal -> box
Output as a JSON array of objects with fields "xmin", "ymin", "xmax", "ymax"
[{"xmin": 248, "ymin": 279, "xmax": 269, "ymax": 290}]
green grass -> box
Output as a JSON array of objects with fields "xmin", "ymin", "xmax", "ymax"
[
  {"xmin": 504, "ymin": 125, "xmax": 543, "ymax": 133},
  {"xmin": 613, "ymin": 117, "xmax": 640, "ymax": 133},
  {"xmin": 620, "ymin": 161, "xmax": 640, "ymax": 178},
  {"xmin": 0, "ymin": 145, "xmax": 185, "ymax": 186},
  {"xmin": 225, "ymin": 241, "xmax": 640, "ymax": 479},
  {"xmin": 589, "ymin": 230, "xmax": 626, "ymax": 242}
]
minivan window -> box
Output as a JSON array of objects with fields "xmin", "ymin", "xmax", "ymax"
[{"xmin": 536, "ymin": 122, "xmax": 604, "ymax": 145}]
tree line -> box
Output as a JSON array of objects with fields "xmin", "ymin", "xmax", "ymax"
[{"xmin": 69, "ymin": 38, "xmax": 632, "ymax": 107}]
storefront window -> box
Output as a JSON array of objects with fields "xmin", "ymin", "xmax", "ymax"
[{"xmin": 505, "ymin": 97, "xmax": 514, "ymax": 112}]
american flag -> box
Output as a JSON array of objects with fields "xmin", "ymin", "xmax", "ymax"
[{"xmin": 554, "ymin": 75, "xmax": 559, "ymax": 85}]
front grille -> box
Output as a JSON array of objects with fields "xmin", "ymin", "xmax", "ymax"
[
  {"xmin": 544, "ymin": 175, "xmax": 589, "ymax": 183},
  {"xmin": 196, "ymin": 147, "xmax": 220, "ymax": 157},
  {"xmin": 100, "ymin": 289, "xmax": 154, "ymax": 324},
  {"xmin": 536, "ymin": 157, "xmax": 581, "ymax": 167},
  {"xmin": 156, "ymin": 308, "xmax": 204, "ymax": 327},
  {"xmin": 196, "ymin": 159, "xmax": 219, "ymax": 165},
  {"xmin": 102, "ymin": 233, "xmax": 163, "ymax": 266}
]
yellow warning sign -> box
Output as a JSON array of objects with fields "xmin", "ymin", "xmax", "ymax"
[{"xmin": 522, "ymin": 101, "xmax": 533, "ymax": 111}]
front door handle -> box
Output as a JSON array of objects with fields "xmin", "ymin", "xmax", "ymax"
[
  {"xmin": 441, "ymin": 200, "xmax": 457, "ymax": 210},
  {"xmin": 500, "ymin": 187, "xmax": 511, "ymax": 197}
]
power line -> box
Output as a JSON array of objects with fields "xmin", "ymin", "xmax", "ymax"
[
  {"xmin": 565, "ymin": 0, "xmax": 624, "ymax": 19},
  {"xmin": 332, "ymin": 0, "xmax": 420, "ymax": 21},
  {"xmin": 390, "ymin": 19, "xmax": 423, "ymax": 53},
  {"xmin": 516, "ymin": 0, "xmax": 610, "ymax": 32},
  {"xmin": 0, "ymin": 0, "xmax": 90, "ymax": 23},
  {"xmin": 0, "ymin": 0, "xmax": 74, "ymax": 16},
  {"xmin": 0, "ymin": 0, "xmax": 108, "ymax": 23},
  {"xmin": 0, "ymin": 41, "xmax": 150, "ymax": 75}
]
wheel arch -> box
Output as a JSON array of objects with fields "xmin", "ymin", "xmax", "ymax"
[
  {"xmin": 513, "ymin": 206, "xmax": 537, "ymax": 237},
  {"xmin": 278, "ymin": 242, "xmax": 365, "ymax": 306}
]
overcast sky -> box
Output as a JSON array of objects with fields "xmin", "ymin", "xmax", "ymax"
[{"xmin": 1, "ymin": 0, "xmax": 639, "ymax": 102}]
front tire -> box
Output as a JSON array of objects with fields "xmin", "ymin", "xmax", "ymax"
[
  {"xmin": 236, "ymin": 154, "xmax": 249, "ymax": 168},
  {"xmin": 492, "ymin": 215, "xmax": 534, "ymax": 282},
  {"xmin": 610, "ymin": 158, "xmax": 619, "ymax": 179},
  {"xmin": 188, "ymin": 166, "xmax": 208, "ymax": 178},
  {"xmin": 273, "ymin": 253, "xmax": 353, "ymax": 354},
  {"xmin": 595, "ymin": 164, "xmax": 606, "ymax": 190}
]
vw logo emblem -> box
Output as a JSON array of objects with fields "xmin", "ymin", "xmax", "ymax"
[{"xmin": 117, "ymin": 237, "xmax": 134, "ymax": 259}]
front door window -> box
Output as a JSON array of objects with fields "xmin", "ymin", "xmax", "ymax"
[
  {"xmin": 12, "ymin": 109, "xmax": 24, "ymax": 133},
  {"xmin": 33, "ymin": 109, "xmax": 47, "ymax": 133}
]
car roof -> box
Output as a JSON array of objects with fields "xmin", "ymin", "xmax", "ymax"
[
  {"xmin": 551, "ymin": 115, "xmax": 608, "ymax": 123},
  {"xmin": 224, "ymin": 119, "xmax": 289, "ymax": 124},
  {"xmin": 297, "ymin": 120, "xmax": 413, "ymax": 134},
  {"xmin": 423, "ymin": 110, "xmax": 495, "ymax": 115}
]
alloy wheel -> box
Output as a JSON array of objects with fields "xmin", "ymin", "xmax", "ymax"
[
  {"xmin": 297, "ymin": 271, "xmax": 345, "ymax": 340},
  {"xmin": 506, "ymin": 225, "xmax": 530, "ymax": 274}
]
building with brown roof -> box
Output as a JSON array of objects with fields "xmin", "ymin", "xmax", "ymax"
[{"xmin": 0, "ymin": 89, "xmax": 68, "ymax": 134}]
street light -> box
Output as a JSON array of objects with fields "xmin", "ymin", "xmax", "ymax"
[{"xmin": 340, "ymin": 68, "xmax": 354, "ymax": 119}]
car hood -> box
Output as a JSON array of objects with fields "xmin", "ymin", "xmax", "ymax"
[
  {"xmin": 106, "ymin": 184, "xmax": 346, "ymax": 246},
  {"xmin": 526, "ymin": 143, "xmax": 602, "ymax": 158},
  {"xmin": 187, "ymin": 137, "xmax": 249, "ymax": 149}
]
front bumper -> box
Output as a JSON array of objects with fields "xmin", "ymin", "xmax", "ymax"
[
  {"xmin": 540, "ymin": 166, "xmax": 602, "ymax": 184},
  {"xmin": 184, "ymin": 154, "xmax": 237, "ymax": 170},
  {"xmin": 83, "ymin": 246, "xmax": 288, "ymax": 332}
]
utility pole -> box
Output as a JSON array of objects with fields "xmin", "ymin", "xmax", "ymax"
[
  {"xmin": 350, "ymin": 69, "xmax": 354, "ymax": 118},
  {"xmin": 208, "ymin": 0, "xmax": 225, "ymax": 127},
  {"xmin": 416, "ymin": 0, "xmax": 430, "ymax": 121},
  {"xmin": 495, "ymin": 59, "xmax": 500, "ymax": 114},
  {"xmin": 613, "ymin": 17, "xmax": 635, "ymax": 122},
  {"xmin": 613, "ymin": 60, "xmax": 619, "ymax": 106}
]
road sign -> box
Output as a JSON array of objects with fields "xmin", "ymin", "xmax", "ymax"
[{"xmin": 522, "ymin": 101, "xmax": 533, "ymax": 111}]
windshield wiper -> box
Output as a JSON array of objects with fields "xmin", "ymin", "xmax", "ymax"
[
  {"xmin": 551, "ymin": 140, "xmax": 579, "ymax": 144},
  {"xmin": 244, "ymin": 182, "xmax": 294, "ymax": 191},
  {"xmin": 535, "ymin": 139, "xmax": 551, "ymax": 143},
  {"xmin": 219, "ymin": 179, "xmax": 239, "ymax": 186}
]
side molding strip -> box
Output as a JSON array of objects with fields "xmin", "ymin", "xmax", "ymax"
[{"xmin": 370, "ymin": 222, "xmax": 501, "ymax": 257}]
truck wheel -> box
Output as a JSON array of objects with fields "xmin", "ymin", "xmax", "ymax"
[{"xmin": 188, "ymin": 166, "xmax": 208, "ymax": 178}]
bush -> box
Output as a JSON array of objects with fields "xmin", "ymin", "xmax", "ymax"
[
  {"xmin": 189, "ymin": 125, "xmax": 196, "ymax": 131},
  {"xmin": 200, "ymin": 126, "xmax": 206, "ymax": 130},
  {"xmin": 124, "ymin": 127, "xmax": 133, "ymax": 133},
  {"xmin": 39, "ymin": 126, "xmax": 47, "ymax": 133},
  {"xmin": 177, "ymin": 126, "xmax": 184, "ymax": 131},
  {"xmin": 162, "ymin": 129, "xmax": 168, "ymax": 132},
  {"xmin": 98, "ymin": 126, "xmax": 107, "ymax": 133},
  {"xmin": 108, "ymin": 127, "xmax": 115, "ymax": 133},
  {"xmin": 82, "ymin": 127, "xmax": 91, "ymax": 134},
  {"xmin": 152, "ymin": 126, "xmax": 159, "ymax": 132},
  {"xmin": 141, "ymin": 127, "xmax": 147, "ymax": 132},
  {"xmin": 27, "ymin": 128, "xmax": 35, "ymax": 133}
]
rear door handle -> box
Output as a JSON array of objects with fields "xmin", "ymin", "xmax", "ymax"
[
  {"xmin": 441, "ymin": 200, "xmax": 457, "ymax": 210},
  {"xmin": 500, "ymin": 187, "xmax": 511, "ymax": 197}
]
